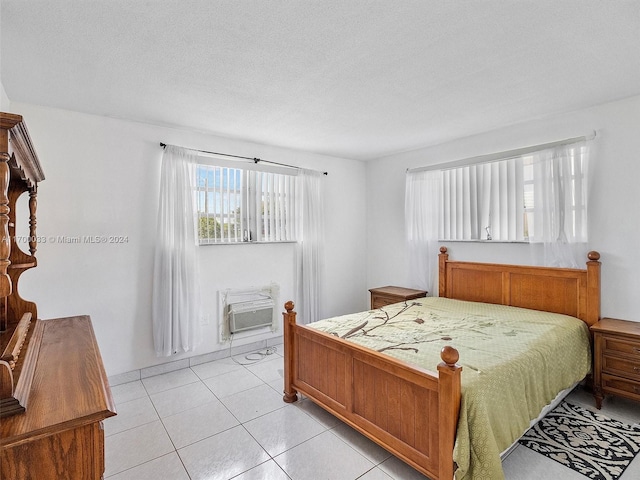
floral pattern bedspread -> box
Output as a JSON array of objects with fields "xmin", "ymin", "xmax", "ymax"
[{"xmin": 308, "ymin": 297, "xmax": 591, "ymax": 480}]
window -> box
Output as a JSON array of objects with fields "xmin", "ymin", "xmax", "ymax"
[
  {"xmin": 439, "ymin": 143, "xmax": 588, "ymax": 243},
  {"xmin": 442, "ymin": 157, "xmax": 526, "ymax": 241},
  {"xmin": 195, "ymin": 163, "xmax": 297, "ymax": 244},
  {"xmin": 405, "ymin": 139, "xmax": 590, "ymax": 280}
]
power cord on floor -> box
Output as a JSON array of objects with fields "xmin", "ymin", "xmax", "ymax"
[{"xmin": 228, "ymin": 333, "xmax": 278, "ymax": 365}]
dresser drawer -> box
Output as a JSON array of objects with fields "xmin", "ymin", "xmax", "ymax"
[
  {"xmin": 602, "ymin": 336, "xmax": 640, "ymax": 358},
  {"xmin": 602, "ymin": 373, "xmax": 640, "ymax": 399},
  {"xmin": 602, "ymin": 355, "xmax": 640, "ymax": 380}
]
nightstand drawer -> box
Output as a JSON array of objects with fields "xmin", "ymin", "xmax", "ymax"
[
  {"xmin": 602, "ymin": 337, "xmax": 640, "ymax": 358},
  {"xmin": 369, "ymin": 286, "xmax": 427, "ymax": 310},
  {"xmin": 372, "ymin": 296, "xmax": 397, "ymax": 309},
  {"xmin": 602, "ymin": 355, "xmax": 640, "ymax": 380},
  {"xmin": 602, "ymin": 373, "xmax": 640, "ymax": 398}
]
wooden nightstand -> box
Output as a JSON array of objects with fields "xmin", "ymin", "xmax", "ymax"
[
  {"xmin": 368, "ymin": 286, "xmax": 428, "ymax": 310},
  {"xmin": 591, "ymin": 317, "xmax": 640, "ymax": 409}
]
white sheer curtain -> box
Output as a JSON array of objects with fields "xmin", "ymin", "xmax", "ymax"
[
  {"xmin": 405, "ymin": 169, "xmax": 441, "ymax": 294},
  {"xmin": 529, "ymin": 142, "xmax": 589, "ymax": 268},
  {"xmin": 296, "ymin": 169, "xmax": 324, "ymax": 324},
  {"xmin": 152, "ymin": 145, "xmax": 201, "ymax": 356}
]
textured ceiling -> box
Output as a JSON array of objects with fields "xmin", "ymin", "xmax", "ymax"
[{"xmin": 2, "ymin": 1, "xmax": 640, "ymax": 160}]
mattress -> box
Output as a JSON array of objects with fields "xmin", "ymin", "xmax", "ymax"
[{"xmin": 308, "ymin": 297, "xmax": 592, "ymax": 480}]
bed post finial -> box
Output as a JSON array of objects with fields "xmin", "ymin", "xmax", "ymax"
[
  {"xmin": 439, "ymin": 345, "xmax": 459, "ymax": 367},
  {"xmin": 284, "ymin": 300, "xmax": 295, "ymax": 313}
]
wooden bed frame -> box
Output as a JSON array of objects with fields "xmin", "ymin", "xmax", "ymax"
[{"xmin": 282, "ymin": 247, "xmax": 601, "ymax": 480}]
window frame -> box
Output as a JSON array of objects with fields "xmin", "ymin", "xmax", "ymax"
[{"xmin": 195, "ymin": 159, "xmax": 298, "ymax": 245}]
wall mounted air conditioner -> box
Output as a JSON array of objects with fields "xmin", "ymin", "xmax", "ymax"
[{"xmin": 228, "ymin": 298, "xmax": 275, "ymax": 334}]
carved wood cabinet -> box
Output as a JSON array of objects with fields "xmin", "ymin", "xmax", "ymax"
[
  {"xmin": 0, "ymin": 112, "xmax": 44, "ymax": 415},
  {"xmin": 0, "ymin": 113, "xmax": 116, "ymax": 479}
]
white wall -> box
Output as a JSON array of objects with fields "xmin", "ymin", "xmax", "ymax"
[
  {"xmin": 12, "ymin": 102, "xmax": 368, "ymax": 376},
  {"xmin": 0, "ymin": 54, "xmax": 10, "ymax": 110},
  {"xmin": 0, "ymin": 82, "xmax": 8, "ymax": 110},
  {"xmin": 367, "ymin": 94, "xmax": 640, "ymax": 322},
  {"xmin": 0, "ymin": 4, "xmax": 9, "ymax": 111}
]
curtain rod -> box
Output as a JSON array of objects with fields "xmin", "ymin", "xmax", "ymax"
[
  {"xmin": 159, "ymin": 142, "xmax": 328, "ymax": 175},
  {"xmin": 406, "ymin": 131, "xmax": 596, "ymax": 174}
]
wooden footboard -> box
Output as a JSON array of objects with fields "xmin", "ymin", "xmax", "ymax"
[{"xmin": 282, "ymin": 301, "xmax": 462, "ymax": 480}]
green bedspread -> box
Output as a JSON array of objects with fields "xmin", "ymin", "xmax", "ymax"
[{"xmin": 307, "ymin": 297, "xmax": 591, "ymax": 480}]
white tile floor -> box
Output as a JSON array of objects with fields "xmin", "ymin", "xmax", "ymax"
[{"xmin": 105, "ymin": 346, "xmax": 640, "ymax": 480}]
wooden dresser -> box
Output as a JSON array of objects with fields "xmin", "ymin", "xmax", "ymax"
[
  {"xmin": 0, "ymin": 317, "xmax": 116, "ymax": 479},
  {"xmin": 591, "ymin": 317, "xmax": 640, "ymax": 409},
  {"xmin": 369, "ymin": 286, "xmax": 428, "ymax": 309},
  {"xmin": 0, "ymin": 112, "xmax": 116, "ymax": 479}
]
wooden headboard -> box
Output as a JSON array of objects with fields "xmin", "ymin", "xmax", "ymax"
[{"xmin": 438, "ymin": 246, "xmax": 601, "ymax": 326}]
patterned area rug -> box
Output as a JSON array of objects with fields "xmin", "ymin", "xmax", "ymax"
[{"xmin": 519, "ymin": 401, "xmax": 640, "ymax": 480}]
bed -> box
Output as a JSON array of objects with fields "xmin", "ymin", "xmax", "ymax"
[{"xmin": 282, "ymin": 246, "xmax": 601, "ymax": 480}]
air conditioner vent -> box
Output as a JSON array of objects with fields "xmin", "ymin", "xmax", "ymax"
[{"xmin": 228, "ymin": 299, "xmax": 274, "ymax": 333}]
